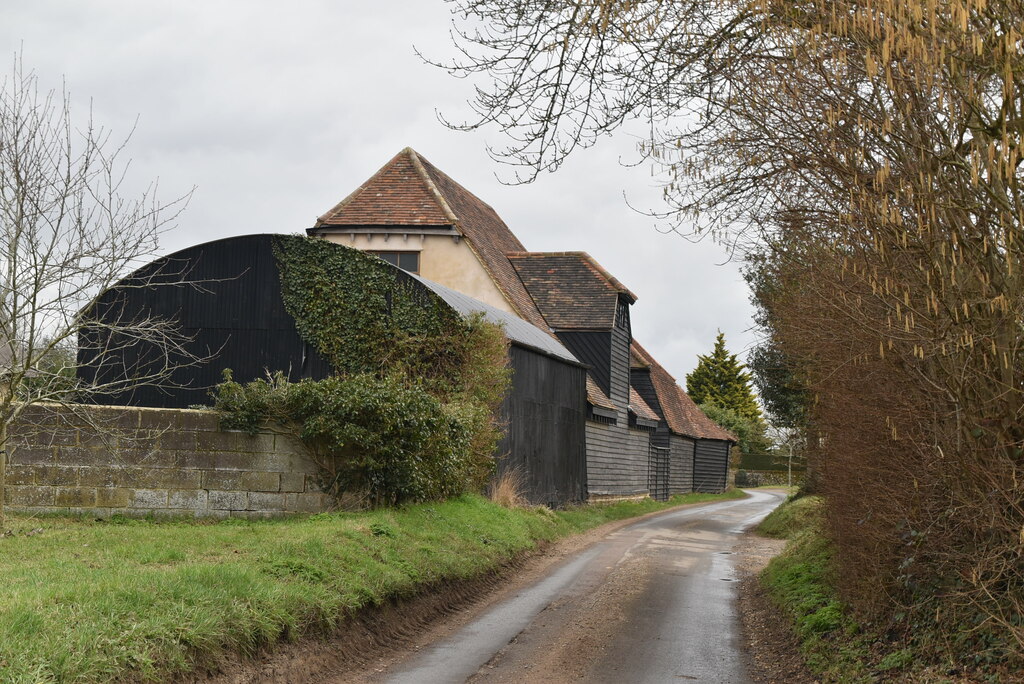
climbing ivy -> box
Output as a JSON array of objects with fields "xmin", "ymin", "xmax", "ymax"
[
  {"xmin": 274, "ymin": 236, "xmax": 469, "ymax": 394},
  {"xmin": 213, "ymin": 236, "xmax": 510, "ymax": 506}
]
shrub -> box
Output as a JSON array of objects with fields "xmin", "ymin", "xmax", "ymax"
[{"xmin": 214, "ymin": 373, "xmax": 484, "ymax": 506}]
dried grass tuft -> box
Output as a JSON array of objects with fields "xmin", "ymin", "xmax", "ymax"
[{"xmin": 489, "ymin": 467, "xmax": 527, "ymax": 508}]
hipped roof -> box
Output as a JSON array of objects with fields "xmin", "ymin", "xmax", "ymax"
[
  {"xmin": 311, "ymin": 148, "xmax": 549, "ymax": 332},
  {"xmin": 630, "ymin": 340, "xmax": 737, "ymax": 442}
]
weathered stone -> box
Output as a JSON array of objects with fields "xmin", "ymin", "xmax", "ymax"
[
  {"xmin": 202, "ymin": 470, "xmax": 279, "ymax": 492},
  {"xmin": 5, "ymin": 465, "xmax": 35, "ymax": 486},
  {"xmin": 96, "ymin": 488, "xmax": 131, "ymax": 508},
  {"xmin": 209, "ymin": 490, "xmax": 247, "ymax": 510},
  {"xmin": 54, "ymin": 487, "xmax": 97, "ymax": 507},
  {"xmin": 285, "ymin": 492, "xmax": 331, "ymax": 513},
  {"xmin": 130, "ymin": 489, "xmax": 168, "ymax": 509},
  {"xmin": 79, "ymin": 466, "xmax": 128, "ymax": 488},
  {"xmin": 34, "ymin": 466, "xmax": 80, "ymax": 487},
  {"xmin": 173, "ymin": 410, "xmax": 220, "ymax": 432},
  {"xmin": 149, "ymin": 468, "xmax": 202, "ymax": 490},
  {"xmin": 248, "ymin": 452, "xmax": 294, "ymax": 472},
  {"xmin": 59, "ymin": 447, "xmax": 115, "ymax": 467},
  {"xmin": 247, "ymin": 492, "xmax": 285, "ymax": 511},
  {"xmin": 195, "ymin": 431, "xmax": 249, "ymax": 453},
  {"xmin": 4, "ymin": 485, "xmax": 55, "ymax": 506},
  {"xmin": 77, "ymin": 406, "xmax": 140, "ymax": 430},
  {"xmin": 168, "ymin": 489, "xmax": 208, "ymax": 510},
  {"xmin": 206, "ymin": 452, "xmax": 258, "ymax": 471},
  {"xmin": 174, "ymin": 452, "xmax": 217, "ymax": 470},
  {"xmin": 137, "ymin": 409, "xmax": 181, "ymax": 431},
  {"xmin": 8, "ymin": 446, "xmax": 54, "ymax": 465},
  {"xmin": 158, "ymin": 431, "xmax": 197, "ymax": 451},
  {"xmin": 78, "ymin": 431, "xmax": 119, "ymax": 449},
  {"xmin": 280, "ymin": 471, "xmax": 307, "ymax": 493}
]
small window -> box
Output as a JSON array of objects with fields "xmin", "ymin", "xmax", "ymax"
[{"xmin": 368, "ymin": 251, "xmax": 420, "ymax": 274}]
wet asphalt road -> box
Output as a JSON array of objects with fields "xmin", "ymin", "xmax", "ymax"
[{"xmin": 382, "ymin": 489, "xmax": 787, "ymax": 684}]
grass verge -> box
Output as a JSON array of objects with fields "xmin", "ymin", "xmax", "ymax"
[
  {"xmin": 0, "ymin": 490, "xmax": 743, "ymax": 682},
  {"xmin": 756, "ymin": 496, "xmax": 939, "ymax": 682}
]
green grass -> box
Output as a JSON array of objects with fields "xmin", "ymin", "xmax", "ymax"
[
  {"xmin": 756, "ymin": 493, "xmax": 822, "ymax": 539},
  {"xmin": 757, "ymin": 496, "xmax": 886, "ymax": 682},
  {"xmin": 0, "ymin": 490, "xmax": 742, "ymax": 683}
]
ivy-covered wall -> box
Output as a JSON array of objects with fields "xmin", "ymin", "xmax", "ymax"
[{"xmin": 213, "ymin": 237, "xmax": 510, "ymax": 506}]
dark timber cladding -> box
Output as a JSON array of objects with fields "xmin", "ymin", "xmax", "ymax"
[
  {"xmin": 408, "ymin": 275, "xmax": 588, "ymax": 506},
  {"xmin": 694, "ymin": 439, "xmax": 731, "ymax": 493},
  {"xmin": 81, "ymin": 233, "xmax": 590, "ymax": 506},
  {"xmin": 499, "ymin": 345, "xmax": 588, "ymax": 505},
  {"xmin": 669, "ymin": 435, "xmax": 696, "ymax": 495},
  {"xmin": 78, "ymin": 234, "xmax": 333, "ymax": 408},
  {"xmin": 558, "ymin": 331, "xmax": 612, "ymax": 397}
]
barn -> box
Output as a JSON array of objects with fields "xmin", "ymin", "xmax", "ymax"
[{"xmin": 79, "ymin": 234, "xmax": 588, "ymax": 505}]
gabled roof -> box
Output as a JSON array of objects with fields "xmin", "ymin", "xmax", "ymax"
[
  {"xmin": 315, "ymin": 149, "xmax": 455, "ymax": 227},
  {"xmin": 630, "ymin": 340, "xmax": 737, "ymax": 442},
  {"xmin": 508, "ymin": 252, "xmax": 637, "ymax": 330},
  {"xmin": 311, "ymin": 148, "xmax": 549, "ymax": 332}
]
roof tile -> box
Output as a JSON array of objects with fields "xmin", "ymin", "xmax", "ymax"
[
  {"xmin": 630, "ymin": 340, "xmax": 736, "ymax": 442},
  {"xmin": 509, "ymin": 252, "xmax": 636, "ymax": 330},
  {"xmin": 312, "ymin": 148, "xmax": 550, "ymax": 331}
]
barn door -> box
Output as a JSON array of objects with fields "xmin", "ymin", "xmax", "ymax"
[{"xmin": 649, "ymin": 445, "xmax": 670, "ymax": 501}]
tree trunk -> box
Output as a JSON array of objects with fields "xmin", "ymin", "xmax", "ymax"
[{"xmin": 0, "ymin": 420, "xmax": 7, "ymax": 529}]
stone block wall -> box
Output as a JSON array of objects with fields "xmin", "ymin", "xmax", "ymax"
[{"xmin": 4, "ymin": 404, "xmax": 332, "ymax": 518}]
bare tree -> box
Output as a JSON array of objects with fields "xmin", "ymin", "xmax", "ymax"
[{"xmin": 0, "ymin": 58, "xmax": 198, "ymax": 527}]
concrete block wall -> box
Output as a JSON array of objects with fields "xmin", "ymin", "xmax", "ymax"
[{"xmin": 4, "ymin": 404, "xmax": 332, "ymax": 518}]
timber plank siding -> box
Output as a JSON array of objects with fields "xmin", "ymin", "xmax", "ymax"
[
  {"xmin": 694, "ymin": 439, "xmax": 731, "ymax": 493},
  {"xmin": 79, "ymin": 234, "xmax": 333, "ymax": 408},
  {"xmin": 669, "ymin": 435, "xmax": 696, "ymax": 495},
  {"xmin": 584, "ymin": 419, "xmax": 651, "ymax": 498},
  {"xmin": 499, "ymin": 345, "xmax": 588, "ymax": 506},
  {"xmin": 558, "ymin": 331, "xmax": 613, "ymax": 397}
]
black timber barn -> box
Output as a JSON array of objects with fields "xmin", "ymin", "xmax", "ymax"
[
  {"xmin": 79, "ymin": 234, "xmax": 588, "ymax": 506},
  {"xmin": 306, "ymin": 147, "xmax": 737, "ymax": 499}
]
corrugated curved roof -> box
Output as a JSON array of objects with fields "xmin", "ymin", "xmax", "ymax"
[{"xmin": 410, "ymin": 274, "xmax": 581, "ymax": 366}]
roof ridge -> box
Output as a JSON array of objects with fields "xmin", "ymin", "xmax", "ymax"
[{"xmin": 405, "ymin": 147, "xmax": 460, "ymax": 226}]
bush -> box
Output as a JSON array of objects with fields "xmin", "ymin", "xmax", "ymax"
[{"xmin": 214, "ymin": 373, "xmax": 486, "ymax": 506}]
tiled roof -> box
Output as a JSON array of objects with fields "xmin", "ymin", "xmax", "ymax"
[
  {"xmin": 315, "ymin": 149, "xmax": 454, "ymax": 226},
  {"xmin": 629, "ymin": 387, "xmax": 661, "ymax": 422},
  {"xmin": 311, "ymin": 148, "xmax": 550, "ymax": 331},
  {"xmin": 630, "ymin": 340, "xmax": 737, "ymax": 442},
  {"xmin": 415, "ymin": 156, "xmax": 550, "ymax": 331},
  {"xmin": 587, "ymin": 376, "xmax": 617, "ymax": 410},
  {"xmin": 508, "ymin": 252, "xmax": 637, "ymax": 330}
]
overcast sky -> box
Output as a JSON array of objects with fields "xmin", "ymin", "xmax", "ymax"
[{"xmin": 1, "ymin": 1, "xmax": 757, "ymax": 386}]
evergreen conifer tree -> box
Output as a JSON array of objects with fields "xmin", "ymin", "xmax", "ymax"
[{"xmin": 686, "ymin": 332, "xmax": 763, "ymax": 424}]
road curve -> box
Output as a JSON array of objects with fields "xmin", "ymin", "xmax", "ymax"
[{"xmin": 379, "ymin": 489, "xmax": 787, "ymax": 684}]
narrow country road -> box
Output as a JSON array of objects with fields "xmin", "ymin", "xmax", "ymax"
[{"xmin": 373, "ymin": 489, "xmax": 787, "ymax": 684}]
